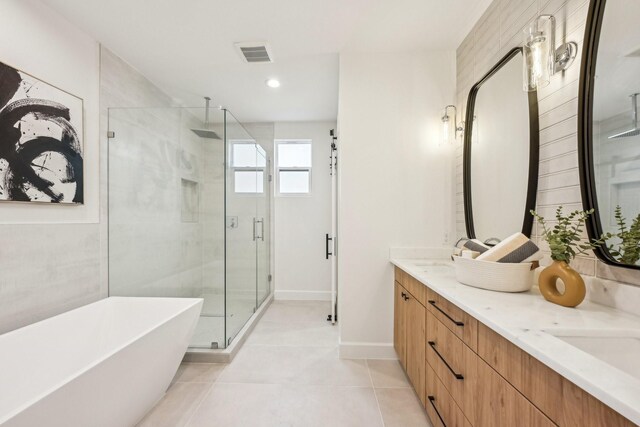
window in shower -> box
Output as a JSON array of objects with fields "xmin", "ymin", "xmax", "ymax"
[
  {"xmin": 276, "ymin": 140, "xmax": 312, "ymax": 195},
  {"xmin": 231, "ymin": 140, "xmax": 266, "ymax": 193}
]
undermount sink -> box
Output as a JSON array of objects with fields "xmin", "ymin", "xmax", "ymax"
[
  {"xmin": 545, "ymin": 329, "xmax": 640, "ymax": 381},
  {"xmin": 411, "ymin": 262, "xmax": 454, "ymax": 275}
]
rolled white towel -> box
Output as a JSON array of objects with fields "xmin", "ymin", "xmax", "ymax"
[
  {"xmin": 476, "ymin": 232, "xmax": 541, "ymax": 263},
  {"xmin": 462, "ymin": 239, "xmax": 490, "ymax": 254}
]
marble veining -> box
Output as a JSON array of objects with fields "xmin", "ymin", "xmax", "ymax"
[{"xmin": 391, "ymin": 257, "xmax": 640, "ymax": 425}]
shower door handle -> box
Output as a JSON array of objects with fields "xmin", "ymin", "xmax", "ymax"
[
  {"xmin": 252, "ymin": 218, "xmax": 257, "ymax": 241},
  {"xmin": 256, "ymin": 218, "xmax": 264, "ymax": 241},
  {"xmin": 260, "ymin": 218, "xmax": 265, "ymax": 241}
]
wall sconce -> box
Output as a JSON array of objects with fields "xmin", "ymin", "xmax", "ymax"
[
  {"xmin": 441, "ymin": 105, "xmax": 464, "ymax": 144},
  {"xmin": 457, "ymin": 121, "xmax": 465, "ymax": 139},
  {"xmin": 523, "ymin": 15, "xmax": 577, "ymax": 92}
]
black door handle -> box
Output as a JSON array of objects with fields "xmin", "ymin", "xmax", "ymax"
[
  {"xmin": 428, "ymin": 300, "xmax": 464, "ymax": 327},
  {"xmin": 427, "ymin": 396, "xmax": 447, "ymax": 427},
  {"xmin": 428, "ymin": 341, "xmax": 464, "ymax": 380},
  {"xmin": 325, "ymin": 234, "xmax": 333, "ymax": 259}
]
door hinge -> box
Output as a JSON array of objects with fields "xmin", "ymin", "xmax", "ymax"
[
  {"xmin": 268, "ymin": 174, "xmax": 273, "ymax": 182},
  {"xmin": 268, "ymin": 274, "xmax": 272, "ymax": 282},
  {"xmin": 107, "ymin": 131, "xmax": 115, "ymax": 139}
]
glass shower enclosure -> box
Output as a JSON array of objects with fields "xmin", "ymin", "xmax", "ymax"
[{"xmin": 107, "ymin": 106, "xmax": 270, "ymax": 349}]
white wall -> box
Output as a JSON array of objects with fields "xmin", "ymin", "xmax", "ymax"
[
  {"xmin": 274, "ymin": 121, "xmax": 335, "ymax": 300},
  {"xmin": 0, "ymin": 0, "xmax": 100, "ymax": 224},
  {"xmin": 337, "ymin": 51, "xmax": 456, "ymax": 358},
  {"xmin": 0, "ymin": 0, "xmax": 102, "ymax": 333}
]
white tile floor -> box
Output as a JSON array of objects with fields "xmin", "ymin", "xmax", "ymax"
[{"xmin": 137, "ymin": 300, "xmax": 431, "ymax": 427}]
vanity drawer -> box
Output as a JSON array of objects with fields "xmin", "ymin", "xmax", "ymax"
[
  {"xmin": 475, "ymin": 356, "xmax": 555, "ymax": 427},
  {"xmin": 426, "ymin": 288, "xmax": 478, "ymax": 351},
  {"xmin": 395, "ymin": 267, "xmax": 426, "ymax": 305},
  {"xmin": 478, "ymin": 323, "xmax": 562, "ymax": 423},
  {"xmin": 478, "ymin": 323, "xmax": 636, "ymax": 427},
  {"xmin": 425, "ymin": 363, "xmax": 472, "ymax": 427},
  {"xmin": 426, "ymin": 311, "xmax": 477, "ymax": 421}
]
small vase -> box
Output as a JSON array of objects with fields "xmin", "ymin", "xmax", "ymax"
[{"xmin": 538, "ymin": 260, "xmax": 586, "ymax": 308}]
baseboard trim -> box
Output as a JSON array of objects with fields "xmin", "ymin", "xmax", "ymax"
[
  {"xmin": 338, "ymin": 341, "xmax": 398, "ymax": 360},
  {"xmin": 274, "ymin": 290, "xmax": 331, "ymax": 301}
]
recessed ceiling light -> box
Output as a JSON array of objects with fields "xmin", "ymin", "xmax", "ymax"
[{"xmin": 266, "ymin": 78, "xmax": 280, "ymax": 88}]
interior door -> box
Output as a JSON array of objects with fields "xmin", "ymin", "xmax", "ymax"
[{"xmin": 330, "ymin": 132, "xmax": 338, "ymax": 323}]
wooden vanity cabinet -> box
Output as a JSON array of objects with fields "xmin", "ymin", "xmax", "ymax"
[
  {"xmin": 478, "ymin": 323, "xmax": 636, "ymax": 427},
  {"xmin": 393, "ymin": 281, "xmax": 406, "ymax": 366},
  {"xmin": 394, "ymin": 274, "xmax": 425, "ymax": 404},
  {"xmin": 393, "ymin": 267, "xmax": 636, "ymax": 427}
]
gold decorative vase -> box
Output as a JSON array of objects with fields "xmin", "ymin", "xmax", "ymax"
[{"xmin": 538, "ymin": 261, "xmax": 586, "ymax": 308}]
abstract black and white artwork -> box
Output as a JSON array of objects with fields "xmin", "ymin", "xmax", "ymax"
[{"xmin": 0, "ymin": 61, "xmax": 83, "ymax": 204}]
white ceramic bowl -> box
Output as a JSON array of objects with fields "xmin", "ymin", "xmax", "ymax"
[{"xmin": 453, "ymin": 255, "xmax": 534, "ymax": 292}]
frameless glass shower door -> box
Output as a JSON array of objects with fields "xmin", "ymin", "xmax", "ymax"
[
  {"xmin": 223, "ymin": 111, "xmax": 271, "ymax": 345},
  {"xmin": 256, "ymin": 148, "xmax": 271, "ymax": 306},
  {"xmin": 108, "ymin": 106, "xmax": 270, "ymax": 350}
]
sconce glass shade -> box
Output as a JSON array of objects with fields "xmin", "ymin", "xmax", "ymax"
[
  {"xmin": 441, "ymin": 105, "xmax": 456, "ymax": 144},
  {"xmin": 523, "ymin": 19, "xmax": 553, "ymax": 91},
  {"xmin": 442, "ymin": 114, "xmax": 451, "ymax": 144}
]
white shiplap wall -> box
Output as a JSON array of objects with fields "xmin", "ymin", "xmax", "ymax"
[{"xmin": 455, "ymin": 0, "xmax": 640, "ymax": 287}]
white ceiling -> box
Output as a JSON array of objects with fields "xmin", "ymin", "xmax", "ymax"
[{"xmin": 43, "ymin": 0, "xmax": 491, "ymax": 122}]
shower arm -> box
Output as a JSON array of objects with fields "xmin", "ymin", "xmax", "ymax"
[
  {"xmin": 631, "ymin": 93, "xmax": 638, "ymax": 128},
  {"xmin": 204, "ymin": 96, "xmax": 211, "ymax": 128}
]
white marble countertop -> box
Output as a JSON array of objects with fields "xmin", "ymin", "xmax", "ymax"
[{"xmin": 391, "ymin": 257, "xmax": 640, "ymax": 425}]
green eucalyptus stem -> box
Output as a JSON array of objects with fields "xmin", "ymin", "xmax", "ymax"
[
  {"xmin": 607, "ymin": 205, "xmax": 640, "ymax": 265},
  {"xmin": 531, "ymin": 206, "xmax": 610, "ymax": 263}
]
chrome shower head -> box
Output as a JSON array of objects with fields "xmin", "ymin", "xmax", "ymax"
[
  {"xmin": 191, "ymin": 96, "xmax": 221, "ymax": 140},
  {"xmin": 191, "ymin": 128, "xmax": 221, "ymax": 139},
  {"xmin": 609, "ymin": 128, "xmax": 640, "ymax": 139},
  {"xmin": 609, "ymin": 93, "xmax": 640, "ymax": 140}
]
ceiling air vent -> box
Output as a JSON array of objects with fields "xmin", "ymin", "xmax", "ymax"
[{"xmin": 235, "ymin": 42, "xmax": 273, "ymax": 63}]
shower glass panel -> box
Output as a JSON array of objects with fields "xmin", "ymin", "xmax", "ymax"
[
  {"xmin": 107, "ymin": 106, "xmax": 270, "ymax": 350},
  {"xmin": 224, "ymin": 111, "xmax": 260, "ymax": 344},
  {"xmin": 256, "ymin": 148, "xmax": 270, "ymax": 306}
]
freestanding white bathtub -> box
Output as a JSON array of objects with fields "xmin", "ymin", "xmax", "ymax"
[{"xmin": 0, "ymin": 296, "xmax": 203, "ymax": 427}]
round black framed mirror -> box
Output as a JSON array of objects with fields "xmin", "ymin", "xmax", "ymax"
[
  {"xmin": 463, "ymin": 47, "xmax": 540, "ymax": 242},
  {"xmin": 579, "ymin": 0, "xmax": 640, "ymax": 269}
]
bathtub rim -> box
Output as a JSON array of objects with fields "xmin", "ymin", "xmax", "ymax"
[{"xmin": 0, "ymin": 296, "xmax": 203, "ymax": 425}]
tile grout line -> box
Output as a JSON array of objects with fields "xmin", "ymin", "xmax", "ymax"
[
  {"xmin": 365, "ymin": 359, "xmax": 387, "ymax": 427},
  {"xmin": 182, "ymin": 363, "xmax": 231, "ymax": 427},
  {"xmin": 184, "ymin": 302, "xmax": 331, "ymax": 425},
  {"xmin": 213, "ymin": 381, "xmax": 376, "ymax": 388}
]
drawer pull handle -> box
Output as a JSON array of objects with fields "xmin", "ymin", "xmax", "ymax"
[
  {"xmin": 428, "ymin": 341, "xmax": 464, "ymax": 380},
  {"xmin": 427, "ymin": 395, "xmax": 447, "ymax": 427},
  {"xmin": 428, "ymin": 300, "xmax": 464, "ymax": 327}
]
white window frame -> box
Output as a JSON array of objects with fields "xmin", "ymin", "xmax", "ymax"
[
  {"xmin": 275, "ymin": 139, "xmax": 312, "ymax": 197},
  {"xmin": 230, "ymin": 140, "xmax": 266, "ymax": 196}
]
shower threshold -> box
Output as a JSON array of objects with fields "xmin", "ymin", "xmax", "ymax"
[{"xmin": 183, "ymin": 293, "xmax": 273, "ymax": 363}]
